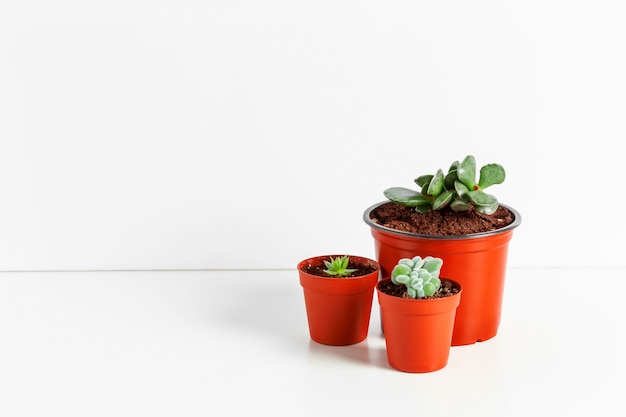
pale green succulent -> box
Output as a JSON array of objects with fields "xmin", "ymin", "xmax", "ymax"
[
  {"xmin": 383, "ymin": 155, "xmax": 505, "ymax": 215},
  {"xmin": 323, "ymin": 255, "xmax": 358, "ymax": 277},
  {"xmin": 391, "ymin": 256, "xmax": 443, "ymax": 299}
]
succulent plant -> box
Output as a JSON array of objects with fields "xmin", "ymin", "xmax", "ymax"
[
  {"xmin": 383, "ymin": 155, "xmax": 505, "ymax": 215},
  {"xmin": 391, "ymin": 256, "xmax": 443, "ymax": 299},
  {"xmin": 323, "ymin": 255, "xmax": 358, "ymax": 277}
]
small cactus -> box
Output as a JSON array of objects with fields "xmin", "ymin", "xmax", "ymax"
[{"xmin": 323, "ymin": 255, "xmax": 358, "ymax": 277}]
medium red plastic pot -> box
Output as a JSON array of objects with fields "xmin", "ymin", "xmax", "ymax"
[
  {"xmin": 298, "ymin": 255, "xmax": 380, "ymax": 346},
  {"xmin": 376, "ymin": 278, "xmax": 462, "ymax": 373},
  {"xmin": 364, "ymin": 202, "xmax": 521, "ymax": 346}
]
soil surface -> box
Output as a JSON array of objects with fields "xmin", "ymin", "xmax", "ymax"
[
  {"xmin": 301, "ymin": 256, "xmax": 379, "ymax": 278},
  {"xmin": 378, "ymin": 278, "xmax": 460, "ymax": 299},
  {"xmin": 369, "ymin": 202, "xmax": 515, "ymax": 235}
]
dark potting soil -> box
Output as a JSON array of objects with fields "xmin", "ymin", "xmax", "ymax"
[
  {"xmin": 369, "ymin": 202, "xmax": 515, "ymax": 236},
  {"xmin": 301, "ymin": 257, "xmax": 379, "ymax": 278},
  {"xmin": 378, "ymin": 278, "xmax": 460, "ymax": 299}
]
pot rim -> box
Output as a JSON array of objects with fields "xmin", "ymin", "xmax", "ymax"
[
  {"xmin": 297, "ymin": 254, "xmax": 380, "ymax": 280},
  {"xmin": 363, "ymin": 200, "xmax": 521, "ymax": 240},
  {"xmin": 377, "ymin": 276, "xmax": 463, "ymax": 299}
]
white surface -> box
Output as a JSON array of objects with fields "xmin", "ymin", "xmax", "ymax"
[
  {"xmin": 1, "ymin": 267, "xmax": 624, "ymax": 416},
  {"xmin": 1, "ymin": 1, "xmax": 625, "ymax": 271}
]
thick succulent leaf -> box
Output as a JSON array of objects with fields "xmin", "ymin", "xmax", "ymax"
[
  {"xmin": 415, "ymin": 174, "xmax": 433, "ymax": 188},
  {"xmin": 457, "ymin": 155, "xmax": 477, "ymax": 189},
  {"xmin": 414, "ymin": 205, "xmax": 431, "ymax": 214},
  {"xmin": 454, "ymin": 180, "xmax": 470, "ymax": 198},
  {"xmin": 430, "ymin": 276, "xmax": 441, "ymax": 290},
  {"xmin": 339, "ymin": 256, "xmax": 349, "ymax": 270},
  {"xmin": 478, "ymin": 205, "xmax": 497, "ymax": 215},
  {"xmin": 410, "ymin": 276, "xmax": 423, "ymax": 288},
  {"xmin": 475, "ymin": 201, "xmax": 499, "ymax": 215},
  {"xmin": 418, "ymin": 270, "xmax": 432, "ymax": 280},
  {"xmin": 410, "ymin": 256, "xmax": 423, "ymax": 265},
  {"xmin": 412, "ymin": 258, "xmax": 425, "ymax": 269},
  {"xmin": 469, "ymin": 190, "xmax": 499, "ymax": 214},
  {"xmin": 450, "ymin": 199, "xmax": 471, "ymax": 211},
  {"xmin": 392, "ymin": 264, "xmax": 412, "ymax": 280},
  {"xmin": 447, "ymin": 160, "xmax": 459, "ymax": 173},
  {"xmin": 478, "ymin": 163, "xmax": 505, "ymax": 190},
  {"xmin": 393, "ymin": 274, "xmax": 411, "ymax": 286},
  {"xmin": 444, "ymin": 169, "xmax": 458, "ymax": 189},
  {"xmin": 398, "ymin": 258, "xmax": 415, "ymax": 268},
  {"xmin": 426, "ymin": 169, "xmax": 445, "ymax": 196},
  {"xmin": 468, "ymin": 190, "xmax": 497, "ymax": 206},
  {"xmin": 408, "ymin": 288, "xmax": 418, "ymax": 298},
  {"xmin": 423, "ymin": 257, "xmax": 443, "ymax": 274},
  {"xmin": 423, "ymin": 282, "xmax": 437, "ymax": 296},
  {"xmin": 384, "ymin": 187, "xmax": 431, "ymax": 207},
  {"xmin": 432, "ymin": 189, "xmax": 454, "ymax": 210}
]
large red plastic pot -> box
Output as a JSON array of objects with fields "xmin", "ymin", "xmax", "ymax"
[
  {"xmin": 364, "ymin": 202, "xmax": 521, "ymax": 346},
  {"xmin": 298, "ymin": 255, "xmax": 380, "ymax": 346},
  {"xmin": 376, "ymin": 278, "xmax": 462, "ymax": 373}
]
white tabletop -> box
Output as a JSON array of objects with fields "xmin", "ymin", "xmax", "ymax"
[{"xmin": 1, "ymin": 267, "xmax": 623, "ymax": 416}]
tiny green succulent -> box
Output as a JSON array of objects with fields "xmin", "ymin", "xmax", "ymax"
[
  {"xmin": 391, "ymin": 256, "xmax": 443, "ymax": 299},
  {"xmin": 323, "ymin": 255, "xmax": 358, "ymax": 277},
  {"xmin": 383, "ymin": 155, "xmax": 505, "ymax": 215}
]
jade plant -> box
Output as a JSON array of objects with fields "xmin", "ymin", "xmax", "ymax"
[
  {"xmin": 323, "ymin": 255, "xmax": 358, "ymax": 277},
  {"xmin": 391, "ymin": 256, "xmax": 443, "ymax": 299},
  {"xmin": 383, "ymin": 155, "xmax": 505, "ymax": 215}
]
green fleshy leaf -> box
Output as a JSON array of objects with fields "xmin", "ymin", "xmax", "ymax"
[
  {"xmin": 392, "ymin": 264, "xmax": 412, "ymax": 280},
  {"xmin": 444, "ymin": 169, "xmax": 458, "ymax": 189},
  {"xmin": 423, "ymin": 257, "xmax": 443, "ymax": 274},
  {"xmin": 450, "ymin": 199, "xmax": 471, "ymax": 211},
  {"xmin": 431, "ymin": 276, "xmax": 441, "ymax": 289},
  {"xmin": 384, "ymin": 187, "xmax": 431, "ymax": 207},
  {"xmin": 423, "ymin": 282, "xmax": 436, "ymax": 297},
  {"xmin": 410, "ymin": 256, "xmax": 423, "ymax": 265},
  {"xmin": 468, "ymin": 190, "xmax": 497, "ymax": 206},
  {"xmin": 398, "ymin": 258, "xmax": 414, "ymax": 267},
  {"xmin": 415, "ymin": 174, "xmax": 433, "ymax": 188},
  {"xmin": 427, "ymin": 169, "xmax": 445, "ymax": 196},
  {"xmin": 410, "ymin": 276, "xmax": 422, "ymax": 288},
  {"xmin": 478, "ymin": 163, "xmax": 505, "ymax": 190},
  {"xmin": 454, "ymin": 180, "xmax": 470, "ymax": 199},
  {"xmin": 393, "ymin": 274, "xmax": 411, "ymax": 286},
  {"xmin": 340, "ymin": 256, "xmax": 348, "ymax": 270},
  {"xmin": 417, "ymin": 270, "xmax": 431, "ymax": 280},
  {"xmin": 469, "ymin": 190, "xmax": 499, "ymax": 214},
  {"xmin": 475, "ymin": 202, "xmax": 499, "ymax": 215},
  {"xmin": 457, "ymin": 155, "xmax": 477, "ymax": 190},
  {"xmin": 432, "ymin": 189, "xmax": 454, "ymax": 210}
]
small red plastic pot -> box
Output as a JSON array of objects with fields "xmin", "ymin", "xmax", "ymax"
[
  {"xmin": 298, "ymin": 255, "xmax": 380, "ymax": 346},
  {"xmin": 376, "ymin": 277, "xmax": 462, "ymax": 373}
]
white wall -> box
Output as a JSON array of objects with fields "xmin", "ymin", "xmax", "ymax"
[{"xmin": 1, "ymin": 1, "xmax": 623, "ymax": 271}]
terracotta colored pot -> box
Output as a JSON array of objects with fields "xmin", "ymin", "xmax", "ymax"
[
  {"xmin": 364, "ymin": 201, "xmax": 521, "ymax": 346},
  {"xmin": 376, "ymin": 278, "xmax": 462, "ymax": 373},
  {"xmin": 298, "ymin": 255, "xmax": 380, "ymax": 346}
]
